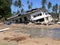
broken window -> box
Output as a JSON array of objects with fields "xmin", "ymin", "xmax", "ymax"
[
  {"xmin": 33, "ymin": 13, "xmax": 42, "ymax": 17},
  {"xmin": 36, "ymin": 18, "xmax": 44, "ymax": 22},
  {"xmin": 12, "ymin": 20, "xmax": 15, "ymax": 23},
  {"xmin": 20, "ymin": 18, "xmax": 22, "ymax": 23},
  {"xmin": 15, "ymin": 20, "xmax": 18, "ymax": 23},
  {"xmin": 33, "ymin": 14, "xmax": 37, "ymax": 17},
  {"xmin": 24, "ymin": 17, "xmax": 28, "ymax": 21},
  {"xmin": 39, "ymin": 18, "xmax": 44, "ymax": 22},
  {"xmin": 39, "ymin": 13, "xmax": 42, "ymax": 16}
]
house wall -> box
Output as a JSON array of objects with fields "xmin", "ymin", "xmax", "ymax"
[
  {"xmin": 44, "ymin": 16, "xmax": 53, "ymax": 23},
  {"xmin": 30, "ymin": 11, "xmax": 53, "ymax": 24},
  {"xmin": 30, "ymin": 11, "xmax": 43, "ymax": 21},
  {"xmin": 6, "ymin": 9, "xmax": 53, "ymax": 24}
]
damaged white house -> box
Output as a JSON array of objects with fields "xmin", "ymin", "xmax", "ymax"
[{"xmin": 6, "ymin": 8, "xmax": 53, "ymax": 24}]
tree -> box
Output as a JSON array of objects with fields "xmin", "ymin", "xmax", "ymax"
[
  {"xmin": 21, "ymin": 8, "xmax": 24, "ymax": 12},
  {"xmin": 28, "ymin": 4, "xmax": 32, "ymax": 9},
  {"xmin": 30, "ymin": 2, "xmax": 33, "ymax": 9},
  {"xmin": 52, "ymin": 4, "xmax": 59, "ymax": 19},
  {"xmin": 27, "ymin": 1, "xmax": 32, "ymax": 10},
  {"xmin": 16, "ymin": 10, "xmax": 20, "ymax": 14},
  {"xmin": 27, "ymin": 1, "xmax": 30, "ymax": 4},
  {"xmin": 14, "ymin": 0, "xmax": 24, "ymax": 13},
  {"xmin": 59, "ymin": 5, "xmax": 60, "ymax": 21},
  {"xmin": 0, "ymin": 0, "xmax": 12, "ymax": 20},
  {"xmin": 48, "ymin": 2, "xmax": 52, "ymax": 10},
  {"xmin": 41, "ymin": 0, "xmax": 47, "ymax": 8},
  {"xmin": 52, "ymin": 4, "xmax": 58, "ymax": 14},
  {"xmin": 59, "ymin": 5, "xmax": 60, "ymax": 13},
  {"xmin": 55, "ymin": 4, "xmax": 58, "ymax": 13},
  {"xmin": 52, "ymin": 6, "xmax": 55, "ymax": 13}
]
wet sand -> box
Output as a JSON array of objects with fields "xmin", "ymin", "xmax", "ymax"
[
  {"xmin": 0, "ymin": 23, "xmax": 60, "ymax": 45},
  {"xmin": 0, "ymin": 30, "xmax": 60, "ymax": 45}
]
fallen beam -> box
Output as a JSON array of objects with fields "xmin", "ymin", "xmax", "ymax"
[{"xmin": 0, "ymin": 28, "xmax": 10, "ymax": 32}]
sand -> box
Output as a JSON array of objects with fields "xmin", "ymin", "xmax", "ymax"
[
  {"xmin": 18, "ymin": 38, "xmax": 60, "ymax": 45},
  {"xmin": 0, "ymin": 30, "xmax": 60, "ymax": 45},
  {"xmin": 0, "ymin": 23, "xmax": 60, "ymax": 45}
]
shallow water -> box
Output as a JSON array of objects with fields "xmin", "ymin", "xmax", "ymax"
[
  {"xmin": 14, "ymin": 28, "xmax": 60, "ymax": 39},
  {"xmin": 50, "ymin": 28, "xmax": 60, "ymax": 39}
]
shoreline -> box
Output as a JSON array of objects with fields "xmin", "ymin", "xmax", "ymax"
[
  {"xmin": 0, "ymin": 23, "xmax": 60, "ymax": 30},
  {"xmin": 0, "ymin": 23, "xmax": 60, "ymax": 45},
  {"xmin": 9, "ymin": 23, "xmax": 60, "ymax": 29},
  {"xmin": 0, "ymin": 31, "xmax": 60, "ymax": 45}
]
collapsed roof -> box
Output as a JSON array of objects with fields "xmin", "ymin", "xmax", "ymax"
[{"xmin": 7, "ymin": 8, "xmax": 48, "ymax": 20}]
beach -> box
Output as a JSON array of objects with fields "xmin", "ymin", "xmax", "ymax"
[{"xmin": 0, "ymin": 23, "xmax": 60, "ymax": 45}]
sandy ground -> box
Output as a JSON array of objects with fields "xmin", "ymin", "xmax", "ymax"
[
  {"xmin": 0, "ymin": 22, "xmax": 60, "ymax": 30},
  {"xmin": 0, "ymin": 23, "xmax": 60, "ymax": 45},
  {"xmin": 0, "ymin": 32, "xmax": 60, "ymax": 45},
  {"xmin": 0, "ymin": 30, "xmax": 60, "ymax": 45},
  {"xmin": 18, "ymin": 38, "xmax": 60, "ymax": 45}
]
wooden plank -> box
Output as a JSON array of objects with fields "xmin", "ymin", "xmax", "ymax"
[{"xmin": 0, "ymin": 28, "xmax": 10, "ymax": 32}]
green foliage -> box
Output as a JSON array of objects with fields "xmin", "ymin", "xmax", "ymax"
[
  {"xmin": 14, "ymin": 0, "xmax": 24, "ymax": 14},
  {"xmin": 41, "ymin": 0, "xmax": 47, "ymax": 8},
  {"xmin": 48, "ymin": 2, "xmax": 52, "ymax": 9},
  {"xmin": 27, "ymin": 1, "xmax": 30, "ymax": 4},
  {"xmin": 21, "ymin": 8, "xmax": 24, "ymax": 12},
  {"xmin": 59, "ymin": 5, "xmax": 60, "ymax": 13},
  {"xmin": 55, "ymin": 4, "xmax": 58, "ymax": 13},
  {"xmin": 14, "ymin": 0, "xmax": 22, "ymax": 8},
  {"xmin": 28, "ymin": 4, "xmax": 32, "ymax": 9},
  {"xmin": 27, "ymin": 1, "xmax": 32, "ymax": 10},
  {"xmin": 51, "ymin": 13, "xmax": 58, "ymax": 18},
  {"xmin": 52, "ymin": 4, "xmax": 58, "ymax": 13},
  {"xmin": 0, "ymin": 0, "xmax": 12, "ymax": 20}
]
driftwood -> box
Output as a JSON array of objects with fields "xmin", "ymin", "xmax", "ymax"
[{"xmin": 0, "ymin": 28, "xmax": 10, "ymax": 32}]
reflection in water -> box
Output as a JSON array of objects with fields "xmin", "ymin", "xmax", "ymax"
[{"xmin": 15, "ymin": 28, "xmax": 60, "ymax": 39}]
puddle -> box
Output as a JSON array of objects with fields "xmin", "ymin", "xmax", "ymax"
[{"xmin": 14, "ymin": 28, "xmax": 60, "ymax": 39}]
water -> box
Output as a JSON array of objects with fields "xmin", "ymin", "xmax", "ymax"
[
  {"xmin": 14, "ymin": 28, "xmax": 60, "ymax": 39},
  {"xmin": 1, "ymin": 28, "xmax": 60, "ymax": 45},
  {"xmin": 49, "ymin": 28, "xmax": 60, "ymax": 39}
]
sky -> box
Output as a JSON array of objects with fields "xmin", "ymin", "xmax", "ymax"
[{"xmin": 11, "ymin": 0, "xmax": 60, "ymax": 13}]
